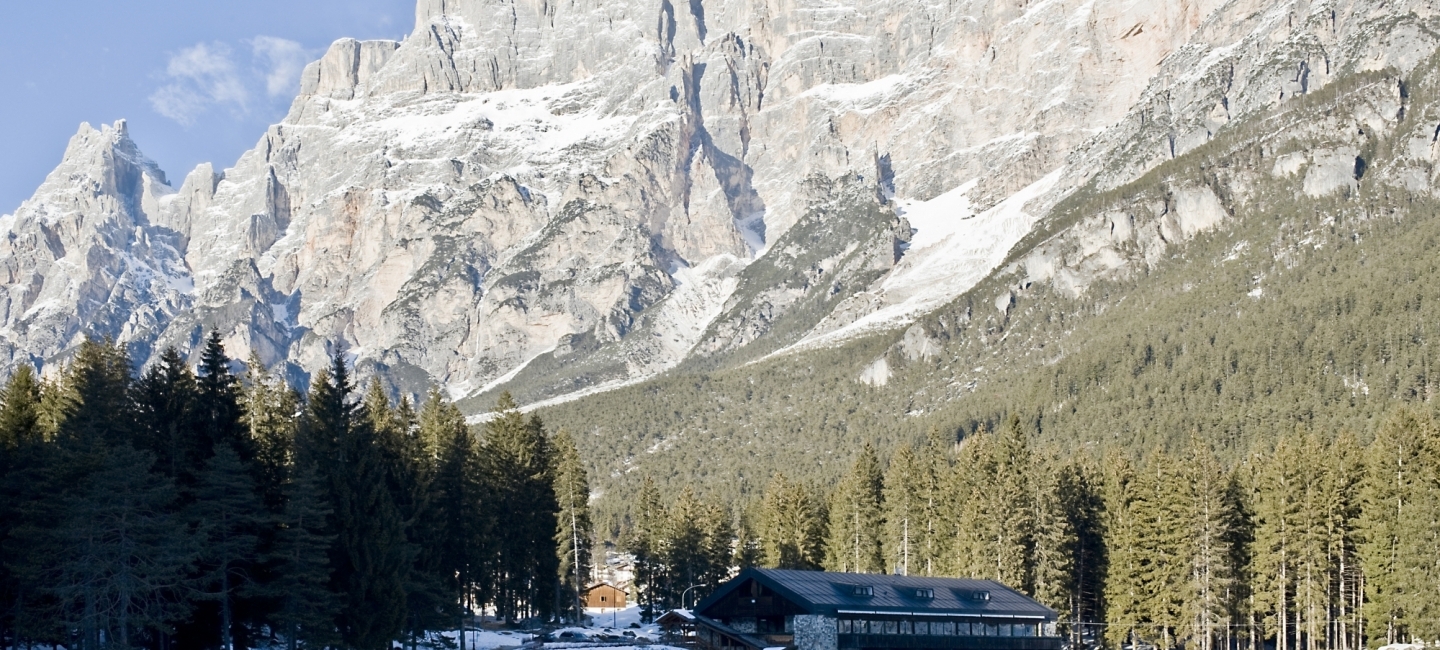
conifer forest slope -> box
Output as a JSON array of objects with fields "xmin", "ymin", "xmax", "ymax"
[{"xmin": 541, "ymin": 57, "xmax": 1440, "ymax": 525}]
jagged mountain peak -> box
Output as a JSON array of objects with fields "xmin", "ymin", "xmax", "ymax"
[{"xmin": 5, "ymin": 0, "xmax": 1433, "ymax": 412}]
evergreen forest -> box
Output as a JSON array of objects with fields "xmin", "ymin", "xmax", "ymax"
[
  {"xmin": 622, "ymin": 412, "xmax": 1440, "ymax": 650},
  {"xmin": 0, "ymin": 334, "xmax": 596, "ymax": 650}
]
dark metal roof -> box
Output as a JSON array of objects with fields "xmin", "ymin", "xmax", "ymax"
[{"xmin": 696, "ymin": 569, "xmax": 1057, "ymax": 620}]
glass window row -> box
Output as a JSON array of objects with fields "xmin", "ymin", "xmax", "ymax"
[{"xmin": 836, "ymin": 618, "xmax": 1038, "ymax": 638}]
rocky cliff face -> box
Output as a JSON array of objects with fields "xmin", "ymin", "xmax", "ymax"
[{"xmin": 3, "ymin": 0, "xmax": 1432, "ymax": 409}]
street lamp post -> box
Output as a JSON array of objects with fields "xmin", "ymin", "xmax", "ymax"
[{"xmin": 681, "ymin": 584, "xmax": 707, "ymax": 611}]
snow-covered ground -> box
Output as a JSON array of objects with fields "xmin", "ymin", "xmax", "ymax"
[
  {"xmin": 433, "ymin": 605, "xmax": 667, "ymax": 650},
  {"xmin": 767, "ymin": 168, "xmax": 1063, "ymax": 358}
]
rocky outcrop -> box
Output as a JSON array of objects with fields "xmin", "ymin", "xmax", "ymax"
[
  {"xmin": 0, "ymin": 121, "xmax": 191, "ymax": 368},
  {"xmin": 5, "ymin": 0, "xmax": 1438, "ymax": 409}
]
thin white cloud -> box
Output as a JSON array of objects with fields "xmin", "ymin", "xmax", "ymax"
[
  {"xmin": 250, "ymin": 36, "xmax": 311, "ymax": 98},
  {"xmin": 149, "ymin": 42, "xmax": 248, "ymax": 126}
]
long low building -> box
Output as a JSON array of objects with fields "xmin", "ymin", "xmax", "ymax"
[{"xmin": 685, "ymin": 569, "xmax": 1061, "ymax": 650}]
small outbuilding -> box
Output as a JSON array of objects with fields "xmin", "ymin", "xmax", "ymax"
[
  {"xmin": 583, "ymin": 582, "xmax": 628, "ymax": 609},
  {"xmin": 687, "ymin": 569, "xmax": 1059, "ymax": 650}
]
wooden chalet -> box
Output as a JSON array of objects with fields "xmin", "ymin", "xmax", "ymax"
[{"xmin": 583, "ymin": 582, "xmax": 628, "ymax": 609}]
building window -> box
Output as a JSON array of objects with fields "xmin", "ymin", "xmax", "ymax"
[
  {"xmin": 915, "ymin": 588, "xmax": 935, "ymax": 599},
  {"xmin": 971, "ymin": 591, "xmax": 990, "ymax": 602},
  {"xmin": 852, "ymin": 585, "xmax": 874, "ymax": 597},
  {"xmin": 914, "ymin": 621, "xmax": 929, "ymax": 635},
  {"xmin": 883, "ymin": 621, "xmax": 897, "ymax": 635},
  {"xmin": 900, "ymin": 621, "xmax": 912, "ymax": 635}
]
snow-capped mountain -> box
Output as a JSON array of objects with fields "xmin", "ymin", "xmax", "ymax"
[{"xmin": 2, "ymin": 0, "xmax": 1433, "ymax": 409}]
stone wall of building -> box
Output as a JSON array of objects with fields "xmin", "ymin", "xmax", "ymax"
[
  {"xmin": 794, "ymin": 615, "xmax": 837, "ymax": 650},
  {"xmin": 730, "ymin": 618, "xmax": 758, "ymax": 634}
]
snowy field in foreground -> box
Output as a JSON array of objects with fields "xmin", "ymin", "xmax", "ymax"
[{"xmin": 435, "ymin": 605, "xmax": 666, "ymax": 650}]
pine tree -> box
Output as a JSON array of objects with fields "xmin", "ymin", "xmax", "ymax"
[
  {"xmin": 245, "ymin": 354, "xmax": 299, "ymax": 510},
  {"xmin": 428, "ymin": 390, "xmax": 481, "ymax": 632},
  {"xmin": 133, "ymin": 347, "xmax": 200, "ymax": 485},
  {"xmin": 1397, "ymin": 414, "xmax": 1440, "ymax": 641},
  {"xmin": 759, "ymin": 473, "xmax": 826, "ymax": 570},
  {"xmin": 1358, "ymin": 411, "xmax": 1424, "ymax": 646},
  {"xmin": 1103, "ymin": 453, "xmax": 1145, "ymax": 650},
  {"xmin": 629, "ymin": 476, "xmax": 666, "ymax": 621},
  {"xmin": 44, "ymin": 444, "xmax": 197, "ymax": 650},
  {"xmin": 882, "ymin": 445, "xmax": 925, "ymax": 576},
  {"xmin": 1254, "ymin": 434, "xmax": 1309, "ymax": 650},
  {"xmin": 1134, "ymin": 449, "xmax": 1187, "ymax": 650},
  {"xmin": 552, "ymin": 429, "xmax": 594, "ymax": 623},
  {"xmin": 0, "ymin": 365, "xmax": 43, "ymax": 649},
  {"xmin": 195, "ymin": 331, "xmax": 248, "ymax": 462},
  {"xmin": 825, "ymin": 443, "xmax": 884, "ymax": 573},
  {"xmin": 1179, "ymin": 436, "xmax": 1239, "ymax": 650},
  {"xmin": 189, "ymin": 443, "xmax": 266, "ymax": 650},
  {"xmin": 1324, "ymin": 433, "xmax": 1364, "ymax": 650},
  {"xmin": 302, "ymin": 353, "xmax": 408, "ymax": 650},
  {"xmin": 1031, "ymin": 457, "xmax": 1076, "ymax": 623},
  {"xmin": 480, "ymin": 393, "xmax": 558, "ymax": 622},
  {"xmin": 269, "ymin": 466, "xmax": 341, "ymax": 650}
]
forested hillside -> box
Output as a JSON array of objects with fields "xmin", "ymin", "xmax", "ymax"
[
  {"xmin": 0, "ymin": 336, "xmax": 594, "ymax": 650},
  {"xmin": 542, "ymin": 64, "xmax": 1440, "ymax": 519},
  {"xmin": 622, "ymin": 412, "xmax": 1440, "ymax": 650}
]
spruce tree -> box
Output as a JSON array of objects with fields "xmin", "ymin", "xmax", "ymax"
[
  {"xmin": 269, "ymin": 466, "xmax": 341, "ymax": 650},
  {"xmin": 428, "ymin": 390, "xmax": 480, "ymax": 633},
  {"xmin": 44, "ymin": 444, "xmax": 197, "ymax": 650},
  {"xmin": 1254, "ymin": 434, "xmax": 1309, "ymax": 650},
  {"xmin": 245, "ymin": 354, "xmax": 299, "ymax": 510},
  {"xmin": 1324, "ymin": 432, "xmax": 1364, "ymax": 650},
  {"xmin": 1179, "ymin": 436, "xmax": 1239, "ymax": 650},
  {"xmin": 0, "ymin": 364, "xmax": 42, "ymax": 448},
  {"xmin": 629, "ymin": 476, "xmax": 665, "ymax": 620},
  {"xmin": 1396, "ymin": 413, "xmax": 1440, "ymax": 641},
  {"xmin": 364, "ymin": 379, "xmax": 442, "ymax": 641},
  {"xmin": 195, "ymin": 331, "xmax": 248, "ymax": 462},
  {"xmin": 60, "ymin": 337, "xmax": 136, "ymax": 451},
  {"xmin": 1102, "ymin": 453, "xmax": 1145, "ymax": 650},
  {"xmin": 552, "ymin": 429, "xmax": 594, "ymax": 623},
  {"xmin": 697, "ymin": 499, "xmax": 734, "ymax": 594},
  {"xmin": 665, "ymin": 489, "xmax": 711, "ymax": 607},
  {"xmin": 732, "ymin": 508, "xmax": 764, "ymax": 571},
  {"xmin": 1134, "ymin": 449, "xmax": 1186, "ymax": 650},
  {"xmin": 825, "ymin": 443, "xmax": 885, "ymax": 573},
  {"xmin": 948, "ymin": 417, "xmax": 1033, "ymax": 588},
  {"xmin": 1031, "ymin": 457, "xmax": 1076, "ymax": 623},
  {"xmin": 882, "ymin": 445, "xmax": 925, "ymax": 576},
  {"xmin": 759, "ymin": 473, "xmax": 826, "ymax": 570},
  {"xmin": 303, "ymin": 353, "xmax": 408, "ymax": 650},
  {"xmin": 189, "ymin": 443, "xmax": 266, "ymax": 650},
  {"xmin": 480, "ymin": 393, "xmax": 558, "ymax": 622},
  {"xmin": 0, "ymin": 365, "xmax": 43, "ymax": 649},
  {"xmin": 133, "ymin": 347, "xmax": 199, "ymax": 485}
]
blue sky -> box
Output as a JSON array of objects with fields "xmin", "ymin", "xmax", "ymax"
[{"xmin": 0, "ymin": 1, "xmax": 417, "ymax": 214}]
